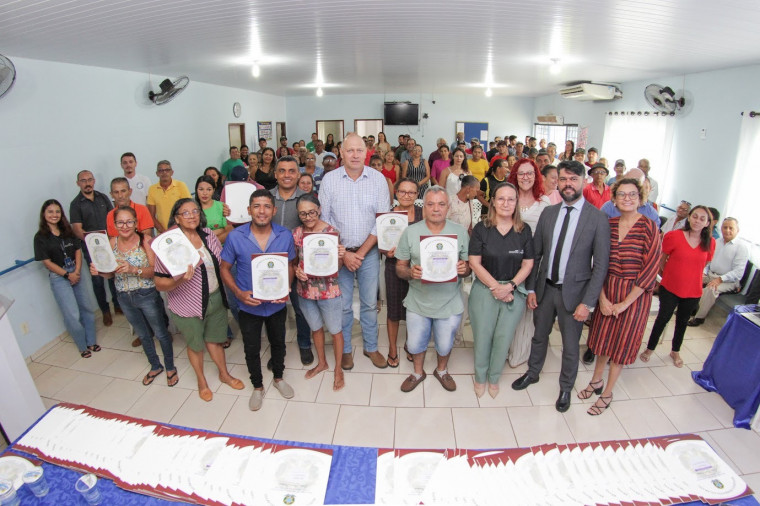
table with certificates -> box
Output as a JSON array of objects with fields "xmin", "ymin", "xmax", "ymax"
[
  {"xmin": 84, "ymin": 231, "xmax": 118, "ymax": 272},
  {"xmin": 376, "ymin": 212, "xmax": 408, "ymax": 252},
  {"xmin": 302, "ymin": 232, "xmax": 339, "ymax": 277},
  {"xmin": 251, "ymin": 253, "xmax": 290, "ymax": 301},
  {"xmin": 150, "ymin": 229, "xmax": 201, "ymax": 277},
  {"xmin": 419, "ymin": 234, "xmax": 459, "ymax": 283},
  {"xmin": 223, "ymin": 181, "xmax": 258, "ymax": 224}
]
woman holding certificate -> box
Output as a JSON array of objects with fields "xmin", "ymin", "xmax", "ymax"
[
  {"xmin": 34, "ymin": 199, "xmax": 98, "ymax": 358},
  {"xmin": 292, "ymin": 193, "xmax": 346, "ymax": 390},
  {"xmin": 468, "ymin": 183, "xmax": 535, "ymax": 398},
  {"xmin": 384, "ymin": 178, "xmax": 423, "ymax": 367},
  {"xmin": 154, "ymin": 198, "xmax": 244, "ymax": 401},
  {"xmin": 90, "ymin": 206, "xmax": 177, "ymax": 386}
]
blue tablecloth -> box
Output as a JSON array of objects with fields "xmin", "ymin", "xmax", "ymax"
[
  {"xmin": 4, "ymin": 407, "xmax": 759, "ymax": 505},
  {"xmin": 693, "ymin": 305, "xmax": 760, "ymax": 429}
]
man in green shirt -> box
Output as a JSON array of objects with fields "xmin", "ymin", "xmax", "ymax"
[
  {"xmin": 305, "ymin": 132, "xmax": 318, "ymax": 152},
  {"xmin": 220, "ymin": 146, "xmax": 244, "ymax": 179},
  {"xmin": 395, "ymin": 185, "xmax": 471, "ymax": 393}
]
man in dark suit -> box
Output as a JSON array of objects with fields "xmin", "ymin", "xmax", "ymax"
[{"xmin": 511, "ymin": 160, "xmax": 610, "ymax": 412}]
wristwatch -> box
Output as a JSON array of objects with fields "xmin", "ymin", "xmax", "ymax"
[
  {"xmin": 63, "ymin": 272, "xmax": 70, "ymax": 279},
  {"xmin": 137, "ymin": 268, "xmax": 143, "ymax": 277},
  {"xmin": 584, "ymin": 304, "xmax": 594, "ymax": 312},
  {"xmin": 507, "ymin": 280, "xmax": 517, "ymax": 290}
]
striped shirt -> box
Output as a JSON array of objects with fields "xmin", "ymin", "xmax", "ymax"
[
  {"xmin": 319, "ymin": 166, "xmax": 390, "ymax": 248},
  {"xmin": 154, "ymin": 227, "xmax": 227, "ymax": 318}
]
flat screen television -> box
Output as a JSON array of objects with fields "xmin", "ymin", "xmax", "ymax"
[{"xmin": 384, "ymin": 102, "xmax": 419, "ymax": 125}]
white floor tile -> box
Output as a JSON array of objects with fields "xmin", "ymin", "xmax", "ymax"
[
  {"xmin": 26, "ymin": 361, "xmax": 50, "ymax": 379},
  {"xmin": 475, "ymin": 374, "xmax": 533, "ymax": 408},
  {"xmin": 654, "ymin": 394, "xmax": 723, "ymax": 433},
  {"xmin": 87, "ymin": 378, "xmax": 147, "ymax": 414},
  {"xmin": 610, "ymin": 399, "xmax": 678, "ymax": 439},
  {"xmin": 395, "ymin": 407, "xmax": 455, "ymax": 449},
  {"xmin": 54, "ymin": 372, "xmax": 114, "ymax": 405},
  {"xmin": 562, "ymin": 400, "xmax": 629, "ymax": 442},
  {"xmin": 370, "ymin": 373, "xmax": 424, "ymax": 408},
  {"xmin": 274, "ymin": 402, "xmax": 340, "ymax": 445},
  {"xmin": 615, "ymin": 367, "xmax": 672, "ymax": 399},
  {"xmin": 33, "ymin": 366, "xmax": 83, "ymax": 398},
  {"xmin": 693, "ymin": 392, "xmax": 737, "ymax": 429},
  {"xmin": 36, "ymin": 340, "xmax": 82, "ymax": 368},
  {"xmin": 126, "ymin": 384, "xmax": 191, "ymax": 423},
  {"xmin": 316, "ymin": 371, "xmax": 373, "ymax": 406},
  {"xmin": 332, "ymin": 405, "xmax": 395, "ymax": 448},
  {"xmin": 508, "ymin": 405, "xmax": 575, "ymax": 447},
  {"xmin": 706, "ymin": 428, "xmax": 760, "ymax": 474},
  {"xmin": 170, "ymin": 391, "xmax": 237, "ymax": 431},
  {"xmin": 219, "ymin": 395, "xmax": 287, "ymax": 439},
  {"xmin": 651, "ymin": 365, "xmax": 707, "ymax": 395},
  {"xmin": 68, "ymin": 347, "xmax": 123, "ymax": 374},
  {"xmin": 525, "ymin": 372, "xmax": 562, "ymax": 406},
  {"xmin": 452, "ymin": 407, "xmax": 517, "ymax": 449},
  {"xmin": 100, "ymin": 350, "xmax": 153, "ymax": 381},
  {"xmin": 423, "ymin": 374, "xmax": 479, "ymax": 408}
]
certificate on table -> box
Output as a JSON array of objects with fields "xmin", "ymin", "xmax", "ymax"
[
  {"xmin": 84, "ymin": 231, "xmax": 118, "ymax": 273},
  {"xmin": 302, "ymin": 232, "xmax": 339, "ymax": 277},
  {"xmin": 223, "ymin": 181, "xmax": 257, "ymax": 224},
  {"xmin": 151, "ymin": 229, "xmax": 201, "ymax": 277},
  {"xmin": 251, "ymin": 253, "xmax": 290, "ymax": 301},
  {"xmin": 419, "ymin": 234, "xmax": 458, "ymax": 283},
  {"xmin": 376, "ymin": 212, "xmax": 408, "ymax": 252}
]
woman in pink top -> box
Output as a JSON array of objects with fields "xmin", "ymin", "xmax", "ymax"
[{"xmin": 431, "ymin": 145, "xmax": 452, "ymax": 185}]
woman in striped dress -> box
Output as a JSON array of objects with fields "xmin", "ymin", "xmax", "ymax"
[
  {"xmin": 579, "ymin": 178, "xmax": 662, "ymax": 415},
  {"xmin": 401, "ymin": 145, "xmax": 431, "ymax": 199}
]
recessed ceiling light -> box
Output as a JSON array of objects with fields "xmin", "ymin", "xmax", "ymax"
[
  {"xmin": 485, "ymin": 88, "xmax": 493, "ymax": 97},
  {"xmin": 550, "ymin": 58, "xmax": 561, "ymax": 75},
  {"xmin": 251, "ymin": 63, "xmax": 260, "ymax": 78},
  {"xmin": 316, "ymin": 87, "xmax": 324, "ymax": 97}
]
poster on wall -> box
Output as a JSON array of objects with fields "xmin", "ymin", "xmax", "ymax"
[
  {"xmin": 577, "ymin": 127, "xmax": 588, "ymax": 149},
  {"xmin": 257, "ymin": 121, "xmax": 273, "ymax": 141}
]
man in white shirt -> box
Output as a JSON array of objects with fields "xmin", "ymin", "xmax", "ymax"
[
  {"xmin": 120, "ymin": 152, "xmax": 152, "ymax": 206},
  {"xmin": 688, "ymin": 217, "xmax": 750, "ymax": 326},
  {"xmin": 661, "ymin": 200, "xmax": 690, "ymax": 233},
  {"xmin": 638, "ymin": 159, "xmax": 659, "ymax": 204}
]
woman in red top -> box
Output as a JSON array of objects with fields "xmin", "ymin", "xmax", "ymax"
[{"xmin": 640, "ymin": 205, "xmax": 715, "ymax": 367}]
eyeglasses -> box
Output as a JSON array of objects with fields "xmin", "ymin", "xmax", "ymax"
[
  {"xmin": 157, "ymin": 168, "xmax": 172, "ymax": 173},
  {"xmin": 78, "ymin": 178, "xmax": 95, "ymax": 183},
  {"xmin": 516, "ymin": 172, "xmax": 534, "ymax": 179},
  {"xmin": 615, "ymin": 191, "xmax": 639, "ymax": 200},
  {"xmin": 590, "ymin": 170, "xmax": 606, "ymax": 175},
  {"xmin": 396, "ymin": 190, "xmax": 417, "ymax": 196},
  {"xmin": 494, "ymin": 197, "xmax": 517, "ymax": 204},
  {"xmin": 115, "ymin": 219, "xmax": 137, "ymax": 228},
  {"xmin": 176, "ymin": 208, "xmax": 201, "ymax": 218},
  {"xmin": 297, "ymin": 210, "xmax": 319, "ymax": 218}
]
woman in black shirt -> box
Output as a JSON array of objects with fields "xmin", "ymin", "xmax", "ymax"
[
  {"xmin": 468, "ymin": 183, "xmax": 534, "ymax": 398},
  {"xmin": 33, "ymin": 199, "xmax": 99, "ymax": 357}
]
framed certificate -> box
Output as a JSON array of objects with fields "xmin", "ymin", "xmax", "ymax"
[
  {"xmin": 223, "ymin": 181, "xmax": 258, "ymax": 224},
  {"xmin": 302, "ymin": 232, "xmax": 339, "ymax": 277},
  {"xmin": 151, "ymin": 229, "xmax": 201, "ymax": 277},
  {"xmin": 84, "ymin": 231, "xmax": 118, "ymax": 273},
  {"xmin": 251, "ymin": 253, "xmax": 290, "ymax": 301},
  {"xmin": 376, "ymin": 212, "xmax": 408, "ymax": 252},
  {"xmin": 419, "ymin": 234, "xmax": 458, "ymax": 283}
]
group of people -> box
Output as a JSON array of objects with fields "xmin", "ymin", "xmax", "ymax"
[{"xmin": 33, "ymin": 131, "xmax": 745, "ymax": 416}]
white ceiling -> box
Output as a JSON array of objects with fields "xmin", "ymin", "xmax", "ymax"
[{"xmin": 2, "ymin": 0, "xmax": 760, "ymax": 97}]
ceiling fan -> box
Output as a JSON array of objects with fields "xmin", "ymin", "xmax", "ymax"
[{"xmin": 148, "ymin": 76, "xmax": 189, "ymax": 105}]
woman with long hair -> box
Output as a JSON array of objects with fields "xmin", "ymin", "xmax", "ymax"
[
  {"xmin": 298, "ymin": 173, "xmax": 315, "ymax": 195},
  {"xmin": 469, "ymin": 183, "xmax": 535, "ymax": 398},
  {"xmin": 253, "ymin": 147, "xmax": 278, "ymax": 190},
  {"xmin": 559, "ymin": 140, "xmax": 575, "ymax": 161},
  {"xmin": 439, "ymin": 147, "xmax": 470, "ymax": 197},
  {"xmin": 384, "ymin": 178, "xmax": 423, "ymax": 366},
  {"xmin": 479, "ymin": 158, "xmax": 509, "ymax": 216},
  {"xmin": 34, "ymin": 200, "xmax": 98, "ymax": 357},
  {"xmin": 195, "ymin": 176, "xmax": 233, "ymax": 243},
  {"xmin": 276, "ymin": 146, "xmax": 291, "ymax": 160},
  {"xmin": 580, "ymin": 179, "xmax": 661, "ymax": 415},
  {"xmin": 506, "ymin": 158, "xmax": 551, "ymax": 367},
  {"xmin": 91, "ymin": 206, "xmax": 177, "ymax": 386},
  {"xmin": 376, "ymin": 131, "xmax": 392, "ymax": 158},
  {"xmin": 641, "ymin": 205, "xmax": 715, "ymax": 367},
  {"xmin": 430, "ymin": 145, "xmax": 451, "ymax": 186},
  {"xmin": 381, "ymin": 150, "xmax": 400, "ymax": 186},
  {"xmin": 154, "ymin": 198, "xmax": 244, "ymax": 401},
  {"xmin": 401, "ymin": 145, "xmax": 431, "ymax": 199},
  {"xmin": 203, "ymin": 167, "xmax": 224, "ymax": 200},
  {"xmin": 292, "ymin": 193, "xmax": 346, "ymax": 390},
  {"xmin": 324, "ymin": 133, "xmax": 335, "ymax": 153}
]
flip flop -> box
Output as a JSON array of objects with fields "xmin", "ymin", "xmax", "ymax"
[
  {"xmin": 87, "ymin": 344, "xmax": 102, "ymax": 352},
  {"xmin": 387, "ymin": 353, "xmax": 399, "ymax": 368},
  {"xmin": 142, "ymin": 367, "xmax": 164, "ymax": 386},
  {"xmin": 166, "ymin": 370, "xmax": 178, "ymax": 387},
  {"xmin": 80, "ymin": 350, "xmax": 92, "ymax": 358},
  {"xmin": 222, "ymin": 339, "xmax": 232, "ymax": 349}
]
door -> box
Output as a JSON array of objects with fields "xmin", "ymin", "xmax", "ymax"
[{"xmin": 228, "ymin": 123, "xmax": 245, "ymax": 147}]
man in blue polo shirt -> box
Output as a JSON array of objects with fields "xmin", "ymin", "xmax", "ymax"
[{"xmin": 220, "ymin": 189, "xmax": 296, "ymax": 411}]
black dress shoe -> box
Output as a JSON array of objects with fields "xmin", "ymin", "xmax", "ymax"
[
  {"xmin": 511, "ymin": 373, "xmax": 539, "ymax": 391},
  {"xmin": 556, "ymin": 390, "xmax": 571, "ymax": 412},
  {"xmin": 582, "ymin": 348, "xmax": 595, "ymax": 365},
  {"xmin": 687, "ymin": 317, "xmax": 705, "ymax": 327},
  {"xmin": 299, "ymin": 347, "xmax": 314, "ymax": 365}
]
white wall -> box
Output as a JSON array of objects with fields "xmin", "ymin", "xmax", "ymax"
[
  {"xmin": 0, "ymin": 57, "xmax": 286, "ymax": 357},
  {"xmin": 285, "ymin": 93, "xmax": 535, "ymax": 156},
  {"xmin": 533, "ymin": 63, "xmax": 760, "ymax": 213}
]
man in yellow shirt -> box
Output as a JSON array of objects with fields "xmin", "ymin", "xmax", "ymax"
[
  {"xmin": 146, "ymin": 160, "xmax": 191, "ymax": 233},
  {"xmin": 468, "ymin": 145, "xmax": 489, "ymax": 181}
]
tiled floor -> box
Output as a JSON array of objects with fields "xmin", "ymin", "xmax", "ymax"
[{"xmin": 27, "ymin": 304, "xmax": 760, "ymax": 500}]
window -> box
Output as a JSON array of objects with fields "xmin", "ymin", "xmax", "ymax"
[
  {"xmin": 726, "ymin": 112, "xmax": 760, "ymax": 244},
  {"xmin": 533, "ymin": 124, "xmax": 578, "ymax": 148}
]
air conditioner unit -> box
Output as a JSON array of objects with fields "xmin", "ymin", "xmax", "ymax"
[
  {"xmin": 536, "ymin": 115, "xmax": 564, "ymax": 124},
  {"xmin": 559, "ymin": 83, "xmax": 622, "ymax": 101}
]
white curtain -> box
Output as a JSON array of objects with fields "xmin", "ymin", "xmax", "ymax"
[
  {"xmin": 726, "ymin": 112, "xmax": 760, "ymax": 244},
  {"xmin": 601, "ymin": 114, "xmax": 675, "ymax": 204}
]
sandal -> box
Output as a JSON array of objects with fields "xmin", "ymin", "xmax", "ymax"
[
  {"xmin": 577, "ymin": 379, "xmax": 604, "ymax": 400},
  {"xmin": 587, "ymin": 394, "xmax": 613, "ymax": 416},
  {"xmin": 639, "ymin": 349, "xmax": 653, "ymax": 363},
  {"xmin": 387, "ymin": 353, "xmax": 399, "ymax": 368},
  {"xmin": 80, "ymin": 349, "xmax": 92, "ymax": 358},
  {"xmin": 669, "ymin": 351, "xmax": 683, "ymax": 368},
  {"xmin": 166, "ymin": 370, "xmax": 178, "ymax": 387},
  {"xmin": 403, "ymin": 344, "xmax": 413, "ymax": 362},
  {"xmin": 142, "ymin": 367, "xmax": 164, "ymax": 386},
  {"xmin": 222, "ymin": 339, "xmax": 232, "ymax": 349},
  {"xmin": 87, "ymin": 344, "xmax": 102, "ymax": 352}
]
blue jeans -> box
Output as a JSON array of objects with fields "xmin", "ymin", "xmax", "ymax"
[
  {"xmin": 83, "ymin": 251, "xmax": 119, "ymax": 313},
  {"xmin": 405, "ymin": 310, "xmax": 462, "ymax": 357},
  {"xmin": 49, "ymin": 272, "xmax": 97, "ymax": 352},
  {"xmin": 117, "ymin": 288, "xmax": 175, "ymax": 372},
  {"xmin": 337, "ymin": 247, "xmax": 380, "ymax": 353},
  {"xmin": 290, "ymin": 278, "xmax": 313, "ymax": 350}
]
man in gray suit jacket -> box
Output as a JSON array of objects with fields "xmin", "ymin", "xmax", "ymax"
[{"xmin": 511, "ymin": 160, "xmax": 610, "ymax": 412}]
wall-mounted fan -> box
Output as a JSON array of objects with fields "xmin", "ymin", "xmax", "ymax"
[
  {"xmin": 644, "ymin": 84, "xmax": 686, "ymax": 114},
  {"xmin": 148, "ymin": 76, "xmax": 189, "ymax": 105},
  {"xmin": 0, "ymin": 54, "xmax": 17, "ymax": 99}
]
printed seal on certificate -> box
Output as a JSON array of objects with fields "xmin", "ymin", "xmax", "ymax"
[
  {"xmin": 151, "ymin": 228, "xmax": 201, "ymax": 277},
  {"xmin": 84, "ymin": 231, "xmax": 118, "ymax": 273},
  {"xmin": 376, "ymin": 212, "xmax": 408, "ymax": 252},
  {"xmin": 302, "ymin": 232, "xmax": 339, "ymax": 277},
  {"xmin": 419, "ymin": 234, "xmax": 458, "ymax": 283},
  {"xmin": 251, "ymin": 253, "xmax": 290, "ymax": 301}
]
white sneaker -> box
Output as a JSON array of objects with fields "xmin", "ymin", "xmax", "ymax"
[
  {"xmin": 249, "ymin": 389, "xmax": 263, "ymax": 411},
  {"xmin": 273, "ymin": 379, "xmax": 294, "ymax": 399}
]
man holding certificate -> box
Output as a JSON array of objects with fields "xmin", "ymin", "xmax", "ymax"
[
  {"xmin": 220, "ymin": 189, "xmax": 297, "ymax": 411},
  {"xmin": 395, "ymin": 186, "xmax": 471, "ymax": 393}
]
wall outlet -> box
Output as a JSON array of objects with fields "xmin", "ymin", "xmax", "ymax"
[
  {"xmin": 20, "ymin": 322, "xmax": 29, "ymax": 334},
  {"xmin": 700, "ymin": 128, "xmax": 707, "ymax": 139}
]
